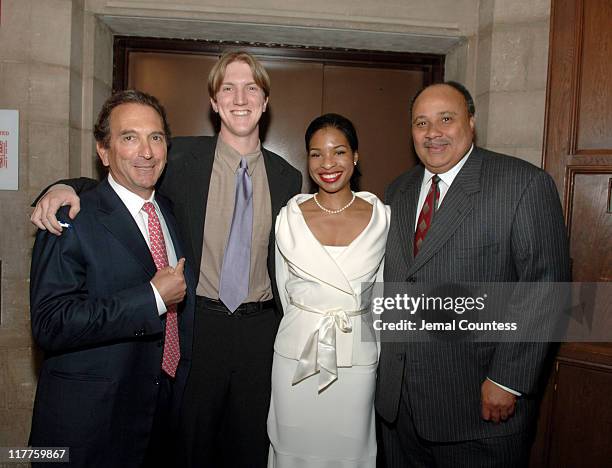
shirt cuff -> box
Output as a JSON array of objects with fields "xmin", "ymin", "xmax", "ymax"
[
  {"xmin": 150, "ymin": 282, "xmax": 167, "ymax": 316},
  {"xmin": 487, "ymin": 377, "xmax": 521, "ymax": 396}
]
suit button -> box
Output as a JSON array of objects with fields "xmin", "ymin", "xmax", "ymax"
[
  {"xmin": 396, "ymin": 353, "xmax": 404, "ymax": 362},
  {"xmin": 154, "ymin": 377, "xmax": 160, "ymax": 385}
]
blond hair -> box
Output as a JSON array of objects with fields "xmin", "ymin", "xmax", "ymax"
[{"xmin": 208, "ymin": 51, "xmax": 271, "ymax": 99}]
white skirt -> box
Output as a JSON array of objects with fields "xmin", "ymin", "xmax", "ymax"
[{"xmin": 267, "ymin": 353, "xmax": 377, "ymax": 468}]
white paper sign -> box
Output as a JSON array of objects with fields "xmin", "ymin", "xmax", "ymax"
[{"xmin": 0, "ymin": 110, "xmax": 19, "ymax": 190}]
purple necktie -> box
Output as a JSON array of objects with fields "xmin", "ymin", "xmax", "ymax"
[{"xmin": 219, "ymin": 157, "xmax": 253, "ymax": 312}]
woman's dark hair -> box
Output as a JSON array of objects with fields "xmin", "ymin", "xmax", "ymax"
[
  {"xmin": 305, "ymin": 113, "xmax": 359, "ymax": 153},
  {"xmin": 305, "ymin": 113, "xmax": 361, "ymax": 191}
]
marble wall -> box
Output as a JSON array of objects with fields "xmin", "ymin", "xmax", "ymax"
[{"xmin": 0, "ymin": 0, "xmax": 72, "ymax": 444}]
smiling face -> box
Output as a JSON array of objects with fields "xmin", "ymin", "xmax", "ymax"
[
  {"xmin": 308, "ymin": 126, "xmax": 358, "ymax": 195},
  {"xmin": 210, "ymin": 60, "xmax": 268, "ymax": 148},
  {"xmin": 411, "ymin": 84, "xmax": 475, "ymax": 174},
  {"xmin": 96, "ymin": 103, "xmax": 167, "ymax": 199}
]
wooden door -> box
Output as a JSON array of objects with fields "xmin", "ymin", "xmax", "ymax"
[
  {"xmin": 536, "ymin": 0, "xmax": 612, "ymax": 465},
  {"xmin": 321, "ymin": 65, "xmax": 422, "ymax": 197},
  {"xmin": 118, "ymin": 39, "xmax": 443, "ymax": 197},
  {"xmin": 544, "ymin": 0, "xmax": 612, "ymax": 281}
]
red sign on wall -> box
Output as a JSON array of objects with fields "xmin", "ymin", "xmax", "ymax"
[
  {"xmin": 0, "ymin": 110, "xmax": 19, "ymax": 190},
  {"xmin": 0, "ymin": 141, "xmax": 7, "ymax": 169}
]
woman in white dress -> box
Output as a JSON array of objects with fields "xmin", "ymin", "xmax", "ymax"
[{"xmin": 268, "ymin": 114, "xmax": 390, "ymax": 467}]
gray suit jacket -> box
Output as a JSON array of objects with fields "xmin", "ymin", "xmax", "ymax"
[{"xmin": 375, "ymin": 147, "xmax": 570, "ymax": 442}]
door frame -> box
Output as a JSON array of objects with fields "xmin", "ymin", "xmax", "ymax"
[{"xmin": 112, "ymin": 37, "xmax": 444, "ymax": 92}]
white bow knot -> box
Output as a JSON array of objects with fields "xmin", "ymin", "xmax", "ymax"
[{"xmin": 290, "ymin": 299, "xmax": 367, "ymax": 392}]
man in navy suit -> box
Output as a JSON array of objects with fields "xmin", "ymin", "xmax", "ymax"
[
  {"xmin": 29, "ymin": 90, "xmax": 194, "ymax": 467},
  {"xmin": 30, "ymin": 52, "xmax": 302, "ymax": 467}
]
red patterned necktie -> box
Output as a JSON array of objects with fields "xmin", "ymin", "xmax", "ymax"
[
  {"xmin": 414, "ymin": 175, "xmax": 441, "ymax": 256},
  {"xmin": 142, "ymin": 202, "xmax": 180, "ymax": 378}
]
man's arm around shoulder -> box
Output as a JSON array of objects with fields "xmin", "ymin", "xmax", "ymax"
[{"xmin": 30, "ymin": 207, "xmax": 165, "ymax": 353}]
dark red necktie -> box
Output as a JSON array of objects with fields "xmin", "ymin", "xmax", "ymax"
[
  {"xmin": 414, "ymin": 175, "xmax": 441, "ymax": 256},
  {"xmin": 142, "ymin": 202, "xmax": 180, "ymax": 378}
]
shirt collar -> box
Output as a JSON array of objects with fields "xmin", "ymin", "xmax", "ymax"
[
  {"xmin": 422, "ymin": 143, "xmax": 474, "ymax": 188},
  {"xmin": 215, "ymin": 135, "xmax": 262, "ymax": 176},
  {"xmin": 107, "ymin": 173, "xmax": 156, "ymax": 217}
]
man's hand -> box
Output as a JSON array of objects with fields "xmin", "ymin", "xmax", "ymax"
[
  {"xmin": 30, "ymin": 184, "xmax": 81, "ymax": 235},
  {"xmin": 481, "ymin": 379, "xmax": 517, "ymax": 423},
  {"xmin": 151, "ymin": 258, "xmax": 187, "ymax": 307}
]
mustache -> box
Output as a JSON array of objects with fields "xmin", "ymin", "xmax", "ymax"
[{"xmin": 424, "ymin": 139, "xmax": 450, "ymax": 147}]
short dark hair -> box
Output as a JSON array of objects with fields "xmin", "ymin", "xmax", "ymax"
[
  {"xmin": 94, "ymin": 90, "xmax": 171, "ymax": 149},
  {"xmin": 304, "ymin": 113, "xmax": 359, "ymax": 153},
  {"xmin": 410, "ymin": 81, "xmax": 475, "ymax": 117}
]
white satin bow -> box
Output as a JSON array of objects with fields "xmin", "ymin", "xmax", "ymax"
[{"xmin": 290, "ymin": 299, "xmax": 368, "ymax": 392}]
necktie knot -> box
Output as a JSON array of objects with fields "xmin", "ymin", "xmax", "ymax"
[
  {"xmin": 142, "ymin": 201, "xmax": 156, "ymax": 216},
  {"xmin": 430, "ymin": 175, "xmax": 441, "ymax": 212}
]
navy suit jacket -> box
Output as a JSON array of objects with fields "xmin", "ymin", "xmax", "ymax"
[{"xmin": 29, "ymin": 178, "xmax": 195, "ymax": 467}]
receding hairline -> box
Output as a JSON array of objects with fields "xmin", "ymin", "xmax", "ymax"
[
  {"xmin": 415, "ymin": 83, "xmax": 465, "ymax": 101},
  {"xmin": 109, "ymin": 102, "xmax": 166, "ymax": 126},
  {"xmin": 411, "ymin": 81, "xmax": 475, "ymax": 117},
  {"xmin": 412, "ymin": 85, "xmax": 472, "ymax": 117}
]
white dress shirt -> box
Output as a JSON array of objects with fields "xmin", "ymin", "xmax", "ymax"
[
  {"xmin": 107, "ymin": 173, "xmax": 178, "ymax": 316},
  {"xmin": 413, "ymin": 145, "xmax": 520, "ymax": 397},
  {"xmin": 414, "ymin": 145, "xmax": 473, "ymax": 230}
]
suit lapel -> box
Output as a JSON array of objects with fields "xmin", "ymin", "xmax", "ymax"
[
  {"xmin": 276, "ymin": 196, "xmax": 354, "ymax": 295},
  {"xmin": 186, "ymin": 136, "xmax": 216, "ymax": 269},
  {"xmin": 396, "ymin": 166, "xmax": 423, "ymax": 269},
  {"xmin": 157, "ymin": 195, "xmax": 197, "ymax": 297},
  {"xmin": 263, "ymin": 147, "xmax": 293, "ymax": 279},
  {"xmin": 407, "ymin": 149, "xmax": 483, "ymax": 275},
  {"xmin": 263, "ymin": 147, "xmax": 290, "ymax": 220},
  {"xmin": 96, "ymin": 179, "xmax": 156, "ymax": 277},
  {"xmin": 157, "ymin": 195, "xmax": 184, "ymax": 260}
]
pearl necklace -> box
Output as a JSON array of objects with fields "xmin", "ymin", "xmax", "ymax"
[{"xmin": 313, "ymin": 192, "xmax": 356, "ymax": 214}]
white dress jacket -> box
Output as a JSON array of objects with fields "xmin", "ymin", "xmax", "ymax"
[{"xmin": 274, "ymin": 192, "xmax": 390, "ymax": 390}]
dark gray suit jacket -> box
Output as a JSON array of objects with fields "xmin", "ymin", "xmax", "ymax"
[
  {"xmin": 157, "ymin": 135, "xmax": 302, "ymax": 308},
  {"xmin": 375, "ymin": 147, "xmax": 571, "ymax": 442}
]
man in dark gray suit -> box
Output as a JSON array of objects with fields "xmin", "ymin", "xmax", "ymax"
[{"xmin": 376, "ymin": 82, "xmax": 570, "ymax": 467}]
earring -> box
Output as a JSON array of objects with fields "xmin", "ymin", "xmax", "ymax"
[{"xmin": 354, "ymin": 161, "xmax": 357, "ymax": 166}]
